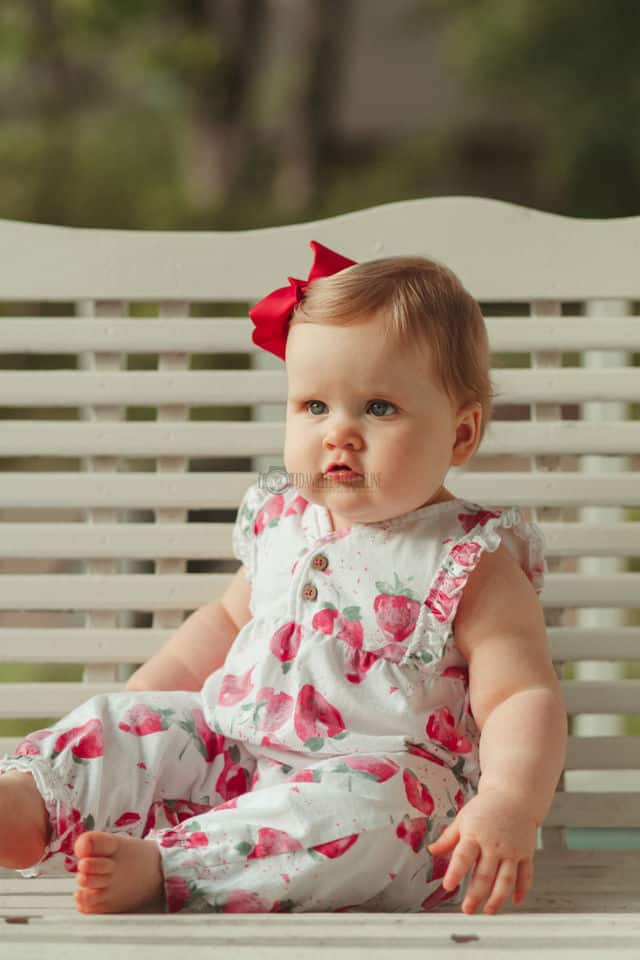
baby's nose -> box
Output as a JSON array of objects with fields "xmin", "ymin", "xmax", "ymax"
[{"xmin": 323, "ymin": 422, "xmax": 363, "ymax": 449}]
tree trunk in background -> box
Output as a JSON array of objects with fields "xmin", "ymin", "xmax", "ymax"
[
  {"xmin": 183, "ymin": 0, "xmax": 268, "ymax": 212},
  {"xmin": 269, "ymin": 0, "xmax": 355, "ymax": 216},
  {"xmin": 28, "ymin": 0, "xmax": 78, "ymax": 224}
]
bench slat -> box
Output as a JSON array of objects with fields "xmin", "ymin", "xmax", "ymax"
[
  {"xmin": 2, "ymin": 420, "xmax": 640, "ymax": 457},
  {"xmin": 3, "ymin": 314, "xmax": 640, "ymax": 352},
  {"xmin": 2, "ymin": 368, "xmax": 639, "ymax": 406},
  {"xmin": 547, "ymin": 792, "xmax": 640, "ymax": 827},
  {"xmin": 0, "ymin": 523, "xmax": 234, "ymax": 558},
  {"xmin": 0, "ymin": 521, "xmax": 637, "ymax": 559},
  {"xmin": 1, "ymin": 573, "xmax": 638, "ymax": 609},
  {"xmin": 1, "ymin": 471, "xmax": 638, "ymax": 508},
  {"xmin": 2, "ymin": 852, "xmax": 640, "ymax": 921}
]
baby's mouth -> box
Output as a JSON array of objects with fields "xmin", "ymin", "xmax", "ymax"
[{"xmin": 324, "ymin": 465, "xmax": 363, "ymax": 482}]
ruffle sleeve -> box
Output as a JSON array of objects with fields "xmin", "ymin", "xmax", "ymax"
[
  {"xmin": 230, "ymin": 480, "xmax": 270, "ymax": 581},
  {"xmin": 424, "ymin": 503, "xmax": 546, "ymax": 628}
]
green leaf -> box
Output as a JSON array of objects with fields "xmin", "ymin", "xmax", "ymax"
[
  {"xmin": 375, "ymin": 581, "xmax": 393, "ymax": 594},
  {"xmin": 342, "ymin": 606, "xmax": 361, "ymax": 621},
  {"xmin": 330, "ymin": 762, "xmax": 350, "ymax": 774}
]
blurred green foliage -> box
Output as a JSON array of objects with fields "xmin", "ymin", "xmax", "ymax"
[{"xmin": 2, "ymin": 0, "xmax": 640, "ymax": 231}]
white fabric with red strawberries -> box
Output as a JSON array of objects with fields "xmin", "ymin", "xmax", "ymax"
[
  {"xmin": 0, "ymin": 481, "xmax": 544, "ymax": 914},
  {"xmin": 212, "ymin": 480, "xmax": 544, "ymax": 776}
]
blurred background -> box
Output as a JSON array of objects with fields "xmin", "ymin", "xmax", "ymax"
[
  {"xmin": 1, "ymin": 0, "xmax": 639, "ymax": 850},
  {"xmin": 2, "ymin": 0, "xmax": 640, "ymax": 230}
]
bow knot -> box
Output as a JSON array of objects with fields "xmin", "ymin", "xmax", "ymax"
[{"xmin": 249, "ymin": 240, "xmax": 356, "ymax": 359}]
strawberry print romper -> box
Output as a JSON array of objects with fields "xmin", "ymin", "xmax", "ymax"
[{"xmin": 0, "ymin": 480, "xmax": 544, "ymax": 914}]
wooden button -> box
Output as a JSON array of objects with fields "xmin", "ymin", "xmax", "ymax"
[
  {"xmin": 312, "ymin": 553, "xmax": 329, "ymax": 571},
  {"xmin": 303, "ymin": 582, "xmax": 318, "ymax": 601}
]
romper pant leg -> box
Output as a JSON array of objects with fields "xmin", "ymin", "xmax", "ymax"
[
  {"xmin": 0, "ymin": 690, "xmax": 256, "ymax": 878},
  {"xmin": 149, "ymin": 750, "xmax": 469, "ymax": 913}
]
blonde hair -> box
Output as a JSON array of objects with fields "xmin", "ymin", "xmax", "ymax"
[{"xmin": 291, "ymin": 256, "xmax": 494, "ymax": 443}]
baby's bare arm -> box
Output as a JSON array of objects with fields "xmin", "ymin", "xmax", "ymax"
[
  {"xmin": 127, "ymin": 565, "xmax": 253, "ymax": 692},
  {"xmin": 429, "ymin": 546, "xmax": 567, "ymax": 914},
  {"xmin": 454, "ymin": 546, "xmax": 566, "ymax": 822}
]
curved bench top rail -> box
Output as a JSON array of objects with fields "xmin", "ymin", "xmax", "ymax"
[{"xmin": 2, "ymin": 197, "xmax": 640, "ymax": 300}]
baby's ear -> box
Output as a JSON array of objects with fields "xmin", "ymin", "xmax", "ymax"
[{"xmin": 451, "ymin": 402, "xmax": 482, "ymax": 466}]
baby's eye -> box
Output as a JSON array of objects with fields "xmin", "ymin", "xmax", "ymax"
[
  {"xmin": 306, "ymin": 400, "xmax": 327, "ymax": 415},
  {"xmin": 367, "ymin": 399, "xmax": 396, "ymax": 417}
]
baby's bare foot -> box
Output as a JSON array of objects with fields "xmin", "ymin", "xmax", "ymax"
[
  {"xmin": 0, "ymin": 771, "xmax": 51, "ymax": 869},
  {"xmin": 74, "ymin": 831, "xmax": 165, "ymax": 914}
]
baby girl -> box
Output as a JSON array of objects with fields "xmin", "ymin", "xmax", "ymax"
[{"xmin": 0, "ymin": 242, "xmax": 567, "ymax": 916}]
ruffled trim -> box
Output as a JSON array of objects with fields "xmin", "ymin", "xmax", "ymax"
[
  {"xmin": 230, "ymin": 481, "xmax": 269, "ymax": 580},
  {"xmin": 423, "ymin": 503, "xmax": 546, "ymax": 630}
]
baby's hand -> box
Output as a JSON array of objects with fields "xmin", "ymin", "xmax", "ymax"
[{"xmin": 427, "ymin": 787, "xmax": 538, "ymax": 915}]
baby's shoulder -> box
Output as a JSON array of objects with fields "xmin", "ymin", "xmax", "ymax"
[{"xmin": 236, "ymin": 479, "xmax": 311, "ymax": 540}]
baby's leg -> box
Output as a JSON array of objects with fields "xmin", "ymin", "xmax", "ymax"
[
  {"xmin": 148, "ymin": 751, "xmax": 467, "ymax": 914},
  {"xmin": 0, "ymin": 771, "xmax": 51, "ymax": 869},
  {"xmin": 0, "ymin": 688, "xmax": 256, "ymax": 907}
]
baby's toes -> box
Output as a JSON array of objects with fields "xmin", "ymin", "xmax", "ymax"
[
  {"xmin": 78, "ymin": 855, "xmax": 115, "ymax": 881},
  {"xmin": 77, "ymin": 868, "xmax": 111, "ymax": 890},
  {"xmin": 74, "ymin": 830, "xmax": 119, "ymax": 860},
  {"xmin": 75, "ymin": 886, "xmax": 107, "ymax": 914}
]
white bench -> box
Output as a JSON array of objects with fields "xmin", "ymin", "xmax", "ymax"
[{"xmin": 1, "ymin": 197, "xmax": 639, "ymax": 957}]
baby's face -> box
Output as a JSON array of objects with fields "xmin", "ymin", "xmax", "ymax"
[{"xmin": 283, "ymin": 315, "xmax": 479, "ymax": 528}]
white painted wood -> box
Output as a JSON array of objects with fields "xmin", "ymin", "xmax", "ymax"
[
  {"xmin": 1, "ymin": 470, "xmax": 638, "ymax": 508},
  {"xmin": 1, "ymin": 419, "xmax": 639, "ymax": 457},
  {"xmin": 77, "ymin": 298, "xmax": 128, "ymax": 685},
  {"xmin": 0, "ymin": 631, "xmax": 165, "ymax": 664},
  {"xmin": 574, "ymin": 300, "xmax": 630, "ymax": 750},
  {"xmin": 5, "ymin": 197, "xmax": 640, "ymax": 299},
  {"xmin": 0, "ymin": 523, "xmax": 235, "ymax": 559},
  {"xmin": 152, "ymin": 300, "xmax": 192, "ymax": 642},
  {"xmin": 3, "ymin": 367, "xmax": 639, "ymax": 406},
  {"xmin": 0, "ymin": 520, "xmax": 636, "ymax": 559},
  {"xmin": 2, "ymin": 314, "xmax": 640, "ymax": 353},
  {"xmin": 1, "ymin": 571, "xmax": 638, "ymax": 610}
]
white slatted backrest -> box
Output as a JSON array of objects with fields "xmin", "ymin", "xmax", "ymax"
[{"xmin": 0, "ymin": 198, "xmax": 638, "ymax": 852}]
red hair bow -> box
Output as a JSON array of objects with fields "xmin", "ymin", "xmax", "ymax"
[{"xmin": 249, "ymin": 240, "xmax": 356, "ymax": 359}]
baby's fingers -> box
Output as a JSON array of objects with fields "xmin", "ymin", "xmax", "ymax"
[
  {"xmin": 513, "ymin": 859, "xmax": 533, "ymax": 905},
  {"xmin": 483, "ymin": 859, "xmax": 518, "ymax": 914},
  {"xmin": 441, "ymin": 836, "xmax": 480, "ymax": 892}
]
